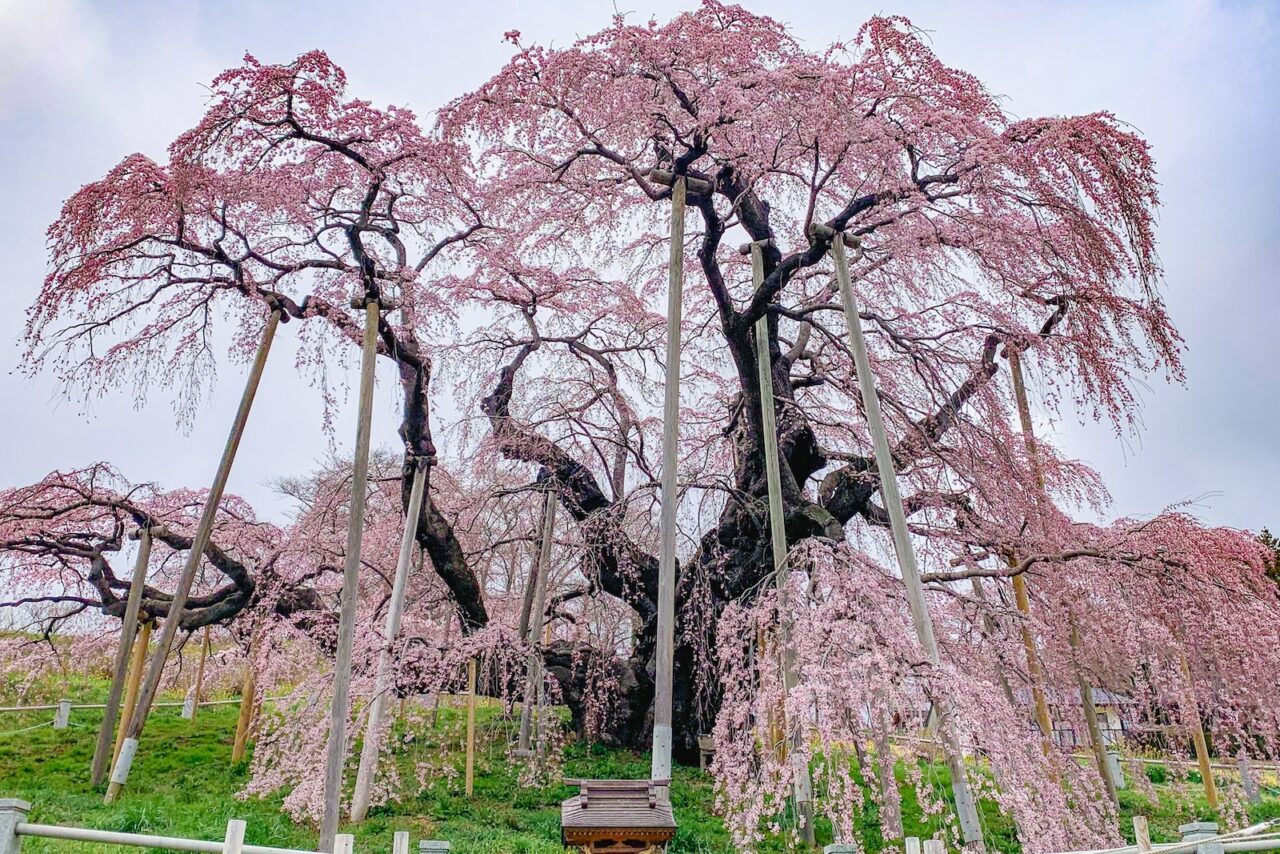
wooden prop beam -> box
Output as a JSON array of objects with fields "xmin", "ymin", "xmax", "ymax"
[
  {"xmin": 320, "ymin": 299, "xmax": 381, "ymax": 851},
  {"xmin": 111, "ymin": 618, "xmax": 152, "ymax": 771},
  {"xmin": 830, "ymin": 236, "xmax": 985, "ymax": 850},
  {"xmin": 1070, "ymin": 620, "xmax": 1119, "ymax": 806},
  {"xmin": 1006, "ymin": 349, "xmax": 1058, "ymax": 751},
  {"xmin": 749, "ymin": 242, "xmax": 816, "ymax": 847},
  {"xmin": 465, "ymin": 657, "xmax": 477, "ymax": 796},
  {"xmin": 651, "ymin": 175, "xmax": 686, "ymax": 791},
  {"xmin": 351, "ymin": 460, "xmax": 428, "ymax": 822},
  {"xmin": 231, "ymin": 633, "xmax": 257, "ymax": 764},
  {"xmin": 1008, "ymin": 350, "xmax": 1115, "ymax": 801},
  {"xmin": 106, "ymin": 308, "xmax": 281, "ymax": 803},
  {"xmin": 518, "ymin": 488, "xmax": 557, "ymax": 754},
  {"xmin": 1179, "ymin": 648, "xmax": 1219, "ymax": 810},
  {"xmin": 190, "ymin": 626, "xmax": 211, "ymax": 724},
  {"xmin": 91, "ymin": 526, "xmax": 157, "ymax": 786}
]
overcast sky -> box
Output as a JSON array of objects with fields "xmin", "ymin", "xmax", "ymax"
[{"xmin": 1, "ymin": 0, "xmax": 1276, "ymax": 533}]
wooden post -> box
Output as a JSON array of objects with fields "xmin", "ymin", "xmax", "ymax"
[
  {"xmin": 333, "ymin": 834, "xmax": 354, "ymax": 854},
  {"xmin": 923, "ymin": 840, "xmax": 946, "ymax": 854},
  {"xmin": 830, "ymin": 236, "xmax": 984, "ymax": 851},
  {"xmin": 1071, "ymin": 620, "xmax": 1118, "ymax": 807},
  {"xmin": 749, "ymin": 241, "xmax": 815, "ymax": 847},
  {"xmin": 351, "ymin": 460, "xmax": 428, "ymax": 822},
  {"xmin": 1134, "ymin": 816, "xmax": 1153, "ymax": 854},
  {"xmin": 392, "ymin": 831, "xmax": 409, "ymax": 854},
  {"xmin": 905, "ymin": 837, "xmax": 922, "ymax": 854},
  {"xmin": 1178, "ymin": 649, "xmax": 1219, "ymax": 811},
  {"xmin": 465, "ymin": 657, "xmax": 477, "ymax": 796},
  {"xmin": 1238, "ymin": 755, "xmax": 1261, "ymax": 805},
  {"xmin": 107, "ymin": 308, "xmax": 280, "ymax": 803},
  {"xmin": 112, "ymin": 618, "xmax": 152, "ymax": 770},
  {"xmin": 190, "ymin": 626, "xmax": 210, "ymax": 724},
  {"xmin": 652, "ymin": 176, "xmax": 686, "ymax": 792},
  {"xmin": 221, "ymin": 819, "xmax": 246, "ymax": 854},
  {"xmin": 231, "ymin": 634, "xmax": 257, "ymax": 763},
  {"xmin": 874, "ymin": 710, "xmax": 903, "ymax": 842},
  {"xmin": 320, "ymin": 298, "xmax": 381, "ymax": 851},
  {"xmin": 91, "ymin": 527, "xmax": 154, "ymax": 785},
  {"xmin": 518, "ymin": 489, "xmax": 557, "ymax": 754}
]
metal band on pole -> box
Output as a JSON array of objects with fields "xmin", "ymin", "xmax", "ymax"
[
  {"xmin": 320, "ymin": 299, "xmax": 381, "ymax": 851},
  {"xmin": 351, "ymin": 460, "xmax": 428, "ymax": 822},
  {"xmin": 830, "ymin": 237, "xmax": 985, "ymax": 850},
  {"xmin": 651, "ymin": 176, "xmax": 686, "ymax": 790},
  {"xmin": 106, "ymin": 308, "xmax": 281, "ymax": 803},
  {"xmin": 749, "ymin": 242, "xmax": 816, "ymax": 846},
  {"xmin": 91, "ymin": 528, "xmax": 154, "ymax": 785}
]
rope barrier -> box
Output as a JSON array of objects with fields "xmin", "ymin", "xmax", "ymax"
[{"xmin": 0, "ymin": 720, "xmax": 53, "ymax": 737}]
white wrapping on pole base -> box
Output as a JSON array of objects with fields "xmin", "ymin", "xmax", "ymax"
[
  {"xmin": 109, "ymin": 737, "xmax": 138, "ymax": 786},
  {"xmin": 651, "ymin": 724, "xmax": 673, "ymax": 782}
]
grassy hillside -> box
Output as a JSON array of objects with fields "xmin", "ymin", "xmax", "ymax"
[{"xmin": 0, "ymin": 686, "xmax": 1276, "ymax": 853}]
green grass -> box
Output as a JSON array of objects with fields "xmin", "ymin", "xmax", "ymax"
[{"xmin": 0, "ymin": 693, "xmax": 1276, "ymax": 853}]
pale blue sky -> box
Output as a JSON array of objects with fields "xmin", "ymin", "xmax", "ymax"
[{"xmin": 1, "ymin": 0, "xmax": 1276, "ymax": 531}]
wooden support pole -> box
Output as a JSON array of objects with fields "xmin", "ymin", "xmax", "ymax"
[
  {"xmin": 830, "ymin": 237, "xmax": 985, "ymax": 851},
  {"xmin": 112, "ymin": 618, "xmax": 152, "ymax": 772},
  {"xmin": 1070, "ymin": 620, "xmax": 1118, "ymax": 807},
  {"xmin": 91, "ymin": 527, "xmax": 154, "ymax": 786},
  {"xmin": 465, "ymin": 657, "xmax": 477, "ymax": 796},
  {"xmin": 1005, "ymin": 349, "xmax": 1058, "ymax": 751},
  {"xmin": 652, "ymin": 176, "xmax": 686, "ymax": 791},
  {"xmin": 107, "ymin": 308, "xmax": 280, "ymax": 803},
  {"xmin": 749, "ymin": 242, "xmax": 816, "ymax": 847},
  {"xmin": 190, "ymin": 626, "xmax": 211, "ymax": 724},
  {"xmin": 1179, "ymin": 649, "xmax": 1219, "ymax": 811},
  {"xmin": 320, "ymin": 298, "xmax": 381, "ymax": 852},
  {"xmin": 231, "ymin": 634, "xmax": 257, "ymax": 764},
  {"xmin": 518, "ymin": 488, "xmax": 557, "ymax": 754},
  {"xmin": 351, "ymin": 461, "xmax": 428, "ymax": 822}
]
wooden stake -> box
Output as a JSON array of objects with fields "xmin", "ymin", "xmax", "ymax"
[
  {"xmin": 465, "ymin": 657, "xmax": 477, "ymax": 796},
  {"xmin": 91, "ymin": 527, "xmax": 154, "ymax": 786},
  {"xmin": 652, "ymin": 176, "xmax": 686, "ymax": 791},
  {"xmin": 1134, "ymin": 816, "xmax": 1152, "ymax": 854},
  {"xmin": 231, "ymin": 634, "xmax": 257, "ymax": 763},
  {"xmin": 518, "ymin": 488, "xmax": 557, "ymax": 754},
  {"xmin": 320, "ymin": 299, "xmax": 381, "ymax": 851},
  {"xmin": 750, "ymin": 243, "xmax": 816, "ymax": 847},
  {"xmin": 351, "ymin": 461, "xmax": 428, "ymax": 822},
  {"xmin": 112, "ymin": 618, "xmax": 151, "ymax": 771},
  {"xmin": 830, "ymin": 237, "xmax": 984, "ymax": 851},
  {"xmin": 107, "ymin": 309, "xmax": 280, "ymax": 803},
  {"xmin": 191, "ymin": 626, "xmax": 211, "ymax": 724},
  {"xmin": 1179, "ymin": 649, "xmax": 1219, "ymax": 810},
  {"xmin": 222, "ymin": 819, "xmax": 246, "ymax": 854}
]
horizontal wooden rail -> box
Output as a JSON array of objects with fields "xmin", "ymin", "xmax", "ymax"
[{"xmin": 0, "ymin": 696, "xmax": 288, "ymax": 714}]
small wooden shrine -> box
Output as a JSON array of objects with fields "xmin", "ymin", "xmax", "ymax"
[{"xmin": 560, "ymin": 778, "xmax": 677, "ymax": 853}]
